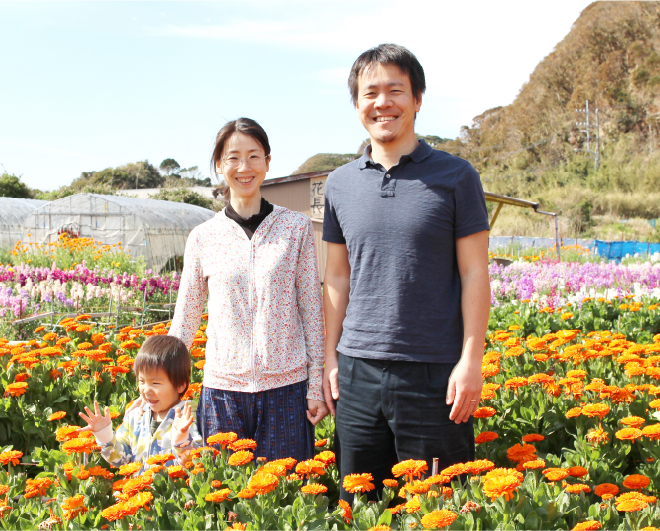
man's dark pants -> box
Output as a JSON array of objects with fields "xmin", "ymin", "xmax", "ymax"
[{"xmin": 335, "ymin": 352, "xmax": 475, "ymax": 502}]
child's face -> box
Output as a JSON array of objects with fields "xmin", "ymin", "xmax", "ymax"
[{"xmin": 137, "ymin": 367, "xmax": 186, "ymax": 417}]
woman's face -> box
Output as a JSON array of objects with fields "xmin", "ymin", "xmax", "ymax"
[{"xmin": 216, "ymin": 132, "xmax": 270, "ymax": 201}]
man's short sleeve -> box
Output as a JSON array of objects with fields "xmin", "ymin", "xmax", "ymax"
[
  {"xmin": 322, "ymin": 178, "xmax": 346, "ymax": 244},
  {"xmin": 454, "ymin": 164, "xmax": 490, "ymax": 239}
]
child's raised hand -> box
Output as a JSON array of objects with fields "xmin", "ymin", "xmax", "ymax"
[
  {"xmin": 172, "ymin": 403, "xmax": 194, "ymax": 436},
  {"xmin": 79, "ymin": 400, "xmax": 112, "ymax": 433}
]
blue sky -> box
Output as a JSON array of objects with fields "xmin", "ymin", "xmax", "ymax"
[{"xmin": 0, "ymin": 1, "xmax": 592, "ymax": 191}]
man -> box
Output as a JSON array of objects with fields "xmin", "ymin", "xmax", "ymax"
[{"xmin": 322, "ymin": 43, "xmax": 491, "ymax": 501}]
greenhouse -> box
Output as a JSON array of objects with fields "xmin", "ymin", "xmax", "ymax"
[
  {"xmin": 21, "ymin": 193, "xmax": 215, "ymax": 273},
  {"xmin": 0, "ymin": 197, "xmax": 48, "ymax": 250}
]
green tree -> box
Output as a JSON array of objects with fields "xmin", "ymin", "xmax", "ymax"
[
  {"xmin": 159, "ymin": 158, "xmax": 181, "ymax": 175},
  {"xmin": 0, "ymin": 173, "xmax": 32, "ymax": 198}
]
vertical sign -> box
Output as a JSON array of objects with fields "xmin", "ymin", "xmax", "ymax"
[{"xmin": 310, "ymin": 176, "xmax": 327, "ymax": 219}]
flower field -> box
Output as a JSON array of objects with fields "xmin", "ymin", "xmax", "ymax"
[
  {"xmin": 0, "ymin": 284, "xmax": 657, "ymax": 529},
  {"xmin": 1, "ymin": 242, "xmax": 660, "ymax": 529}
]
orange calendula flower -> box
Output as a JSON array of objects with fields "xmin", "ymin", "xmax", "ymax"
[
  {"xmin": 392, "ymin": 459, "xmax": 429, "ymax": 482},
  {"xmin": 146, "ymin": 454, "xmax": 175, "ymax": 466},
  {"xmin": 594, "ymin": 483, "xmax": 619, "ymax": 500},
  {"xmin": 522, "ymin": 459, "xmax": 546, "ymax": 470},
  {"xmin": 473, "ymin": 407, "xmax": 496, "ymax": 418},
  {"xmin": 301, "ymin": 484, "xmax": 328, "ymax": 495},
  {"xmin": 565, "ymin": 483, "xmax": 591, "ymax": 494},
  {"xmin": 48, "ymin": 411, "xmax": 67, "ymax": 422},
  {"xmin": 543, "ymin": 468, "xmax": 570, "ymax": 482},
  {"xmin": 641, "ymin": 424, "xmax": 660, "ymax": 441},
  {"xmin": 206, "ymin": 431, "xmax": 238, "ymax": 449},
  {"xmin": 295, "ymin": 459, "xmax": 326, "ymax": 478},
  {"xmin": 615, "ymin": 494, "xmax": 649, "ymax": 512},
  {"xmin": 4, "ymin": 382, "xmax": 28, "ymax": 397},
  {"xmin": 482, "ymin": 468, "xmax": 524, "ymax": 501},
  {"xmin": 383, "ymin": 479, "xmax": 399, "ymax": 488},
  {"xmin": 248, "ymin": 472, "xmax": 279, "ymax": 495},
  {"xmin": 475, "ymin": 431, "xmax": 499, "ymax": 444},
  {"xmin": 314, "ymin": 439, "xmax": 328, "ymax": 447},
  {"xmin": 270, "ymin": 457, "xmax": 297, "ymax": 470},
  {"xmin": 338, "ymin": 499, "xmax": 352, "ymax": 523},
  {"xmin": 566, "ymin": 407, "xmax": 583, "ymax": 418},
  {"xmin": 522, "ymin": 434, "xmax": 544, "ymax": 443},
  {"xmin": 237, "ymin": 488, "xmax": 256, "ymax": 499},
  {"xmin": 586, "ymin": 424, "xmax": 609, "ymax": 445},
  {"xmin": 615, "ymin": 428, "xmax": 642, "ymax": 442},
  {"xmin": 228, "ymin": 451, "xmax": 254, "ymax": 466},
  {"xmin": 24, "ymin": 478, "xmax": 53, "ymax": 498},
  {"xmin": 404, "ymin": 496, "xmax": 421, "ymax": 513},
  {"xmin": 205, "ymin": 489, "xmax": 231, "ymax": 502},
  {"xmin": 581, "ymin": 403, "xmax": 610, "ymax": 418},
  {"xmin": 61, "ymin": 494, "xmax": 88, "ymax": 520},
  {"xmin": 119, "ymin": 462, "xmax": 143, "ymax": 476},
  {"xmin": 566, "ymin": 466, "xmax": 588, "ymax": 477},
  {"xmin": 420, "ymin": 510, "xmax": 458, "ymax": 529},
  {"xmin": 122, "ymin": 475, "xmax": 153, "ymax": 497},
  {"xmin": 507, "ymin": 443, "xmax": 538, "ymax": 464},
  {"xmin": 61, "ymin": 438, "xmax": 97, "ymax": 455},
  {"xmin": 258, "ymin": 463, "xmax": 286, "ymax": 477},
  {"xmin": 43, "ymin": 333, "xmax": 57, "ymax": 342},
  {"xmin": 315, "ymin": 450, "xmax": 336, "ymax": 466},
  {"xmin": 505, "ymin": 377, "xmax": 529, "ymax": 390},
  {"xmin": 572, "ymin": 521, "xmax": 602, "ymax": 530},
  {"xmin": 620, "ymin": 416, "xmax": 645, "ymax": 428},
  {"xmin": 400, "ymin": 480, "xmax": 430, "ymax": 496},
  {"xmin": 464, "ymin": 459, "xmax": 495, "ymax": 474},
  {"xmin": 622, "ymin": 474, "xmax": 650, "ymax": 490},
  {"xmin": 343, "ymin": 473, "xmax": 375, "ymax": 493},
  {"xmin": 55, "ymin": 426, "xmax": 79, "ymax": 442},
  {"xmin": 229, "ymin": 439, "xmax": 257, "ymax": 452},
  {"xmin": 168, "ymin": 466, "xmax": 187, "ymax": 479},
  {"xmin": 0, "ymin": 450, "xmax": 23, "ymax": 466}
]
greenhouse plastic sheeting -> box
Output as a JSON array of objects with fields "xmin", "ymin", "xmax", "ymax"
[
  {"xmin": 0, "ymin": 198, "xmax": 48, "ymax": 249},
  {"xmin": 595, "ymin": 240, "xmax": 660, "ymax": 260},
  {"xmin": 21, "ymin": 194, "xmax": 215, "ymax": 273}
]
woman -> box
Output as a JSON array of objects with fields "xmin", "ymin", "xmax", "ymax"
[{"xmin": 168, "ymin": 117, "xmax": 327, "ymax": 461}]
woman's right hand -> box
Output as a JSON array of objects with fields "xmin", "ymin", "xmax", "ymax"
[{"xmin": 79, "ymin": 400, "xmax": 111, "ymax": 433}]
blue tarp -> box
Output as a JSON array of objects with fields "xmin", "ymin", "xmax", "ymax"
[
  {"xmin": 595, "ymin": 240, "xmax": 660, "ymax": 260},
  {"xmin": 489, "ymin": 236, "xmax": 660, "ymax": 260}
]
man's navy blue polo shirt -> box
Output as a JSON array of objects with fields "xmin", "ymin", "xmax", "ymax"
[{"xmin": 323, "ymin": 140, "xmax": 490, "ymax": 364}]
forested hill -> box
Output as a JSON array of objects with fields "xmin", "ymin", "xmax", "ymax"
[{"xmin": 447, "ymin": 1, "xmax": 660, "ymax": 239}]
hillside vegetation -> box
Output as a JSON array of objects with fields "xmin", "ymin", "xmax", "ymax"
[{"xmin": 450, "ymin": 1, "xmax": 660, "ymax": 240}]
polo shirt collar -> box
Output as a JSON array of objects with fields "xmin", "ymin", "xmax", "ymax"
[{"xmin": 358, "ymin": 139, "xmax": 433, "ymax": 170}]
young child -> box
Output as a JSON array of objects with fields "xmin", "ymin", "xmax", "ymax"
[{"xmin": 80, "ymin": 335, "xmax": 201, "ymax": 469}]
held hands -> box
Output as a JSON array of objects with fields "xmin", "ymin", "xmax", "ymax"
[
  {"xmin": 306, "ymin": 399, "xmax": 329, "ymax": 426},
  {"xmin": 79, "ymin": 400, "xmax": 112, "ymax": 433},
  {"xmin": 446, "ymin": 356, "xmax": 483, "ymax": 424},
  {"xmin": 322, "ymin": 353, "xmax": 339, "ymax": 416}
]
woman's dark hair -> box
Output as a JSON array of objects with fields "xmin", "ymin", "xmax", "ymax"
[
  {"xmin": 133, "ymin": 335, "xmax": 191, "ymax": 398},
  {"xmin": 348, "ymin": 44, "xmax": 426, "ymax": 106},
  {"xmin": 211, "ymin": 117, "xmax": 271, "ymax": 201}
]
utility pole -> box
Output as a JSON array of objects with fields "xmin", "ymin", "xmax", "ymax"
[{"xmin": 575, "ymin": 100, "xmax": 601, "ymax": 170}]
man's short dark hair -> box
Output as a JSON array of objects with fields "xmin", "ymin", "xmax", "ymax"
[
  {"xmin": 133, "ymin": 335, "xmax": 191, "ymax": 398},
  {"xmin": 348, "ymin": 44, "xmax": 426, "ymax": 106}
]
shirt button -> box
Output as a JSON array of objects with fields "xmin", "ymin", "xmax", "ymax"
[{"xmin": 385, "ymin": 174, "xmax": 390, "ymax": 178}]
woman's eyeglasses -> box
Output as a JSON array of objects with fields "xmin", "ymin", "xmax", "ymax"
[{"xmin": 222, "ymin": 155, "xmax": 267, "ymax": 168}]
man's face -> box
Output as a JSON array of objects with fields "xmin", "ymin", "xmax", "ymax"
[{"xmin": 355, "ymin": 63, "xmax": 422, "ymax": 145}]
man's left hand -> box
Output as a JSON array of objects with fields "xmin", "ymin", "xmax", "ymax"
[{"xmin": 446, "ymin": 357, "xmax": 483, "ymax": 424}]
